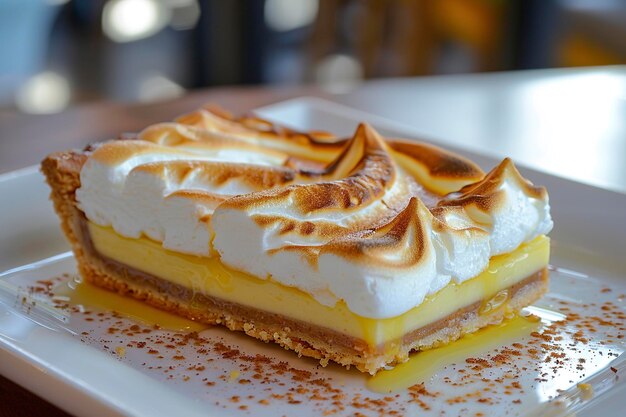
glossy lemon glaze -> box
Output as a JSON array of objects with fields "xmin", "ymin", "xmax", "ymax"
[
  {"xmin": 53, "ymin": 274, "xmax": 207, "ymax": 332},
  {"xmin": 367, "ymin": 314, "xmax": 542, "ymax": 392}
]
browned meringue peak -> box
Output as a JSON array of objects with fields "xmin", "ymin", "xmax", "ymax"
[
  {"xmin": 211, "ymin": 126, "xmax": 419, "ymax": 255},
  {"xmin": 388, "ymin": 139, "xmax": 484, "ymax": 195},
  {"xmin": 164, "ymin": 189, "xmax": 228, "ymax": 214},
  {"xmin": 314, "ymin": 194, "xmax": 489, "ymax": 268},
  {"xmin": 86, "ymin": 139, "xmax": 297, "ymax": 197},
  {"xmin": 297, "ymin": 122, "xmax": 391, "ymax": 180},
  {"xmin": 137, "ymin": 122, "xmax": 290, "ymax": 166},
  {"xmin": 130, "ymin": 160, "xmax": 296, "ymax": 195},
  {"xmin": 264, "ymin": 197, "xmax": 431, "ymax": 270},
  {"xmin": 319, "ymin": 197, "xmax": 430, "ymax": 269},
  {"xmin": 437, "ymin": 158, "xmax": 547, "ymax": 212},
  {"xmin": 218, "ymin": 124, "xmax": 416, "ymax": 238},
  {"xmin": 175, "ymin": 106, "xmax": 345, "ymax": 163},
  {"xmin": 87, "ymin": 139, "xmax": 200, "ymax": 165},
  {"xmin": 431, "ymin": 157, "xmax": 552, "ymax": 256}
]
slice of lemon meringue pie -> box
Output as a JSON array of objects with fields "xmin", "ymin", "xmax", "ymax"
[{"xmin": 42, "ymin": 106, "xmax": 552, "ymax": 374}]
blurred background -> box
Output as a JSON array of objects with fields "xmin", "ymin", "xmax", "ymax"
[{"xmin": 1, "ymin": 0, "xmax": 625, "ymax": 115}]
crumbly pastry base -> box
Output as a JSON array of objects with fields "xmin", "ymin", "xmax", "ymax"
[{"xmin": 42, "ymin": 151, "xmax": 549, "ymax": 374}]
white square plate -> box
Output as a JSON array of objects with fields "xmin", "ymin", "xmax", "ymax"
[{"xmin": 0, "ymin": 98, "xmax": 624, "ymax": 417}]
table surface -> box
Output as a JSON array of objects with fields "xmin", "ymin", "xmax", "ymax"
[
  {"xmin": 1, "ymin": 66, "xmax": 625, "ymax": 417},
  {"xmin": 333, "ymin": 65, "xmax": 626, "ymax": 194}
]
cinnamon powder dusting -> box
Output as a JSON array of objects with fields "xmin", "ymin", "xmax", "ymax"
[{"xmin": 21, "ymin": 274, "xmax": 626, "ymax": 416}]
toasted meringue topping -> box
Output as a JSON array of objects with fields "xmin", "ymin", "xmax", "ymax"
[{"xmin": 76, "ymin": 106, "xmax": 553, "ymax": 318}]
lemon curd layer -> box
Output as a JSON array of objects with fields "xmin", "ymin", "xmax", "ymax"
[{"xmin": 88, "ymin": 221, "xmax": 550, "ymax": 347}]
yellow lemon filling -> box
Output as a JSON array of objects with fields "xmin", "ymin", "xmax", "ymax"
[{"xmin": 88, "ymin": 221, "xmax": 549, "ymax": 347}]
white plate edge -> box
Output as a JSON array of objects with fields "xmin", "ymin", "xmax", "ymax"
[{"xmin": 1, "ymin": 96, "xmax": 624, "ymax": 417}]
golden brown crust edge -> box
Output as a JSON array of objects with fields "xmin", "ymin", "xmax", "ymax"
[
  {"xmin": 41, "ymin": 151, "xmax": 87, "ymax": 257},
  {"xmin": 41, "ymin": 151, "xmax": 548, "ymax": 373}
]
